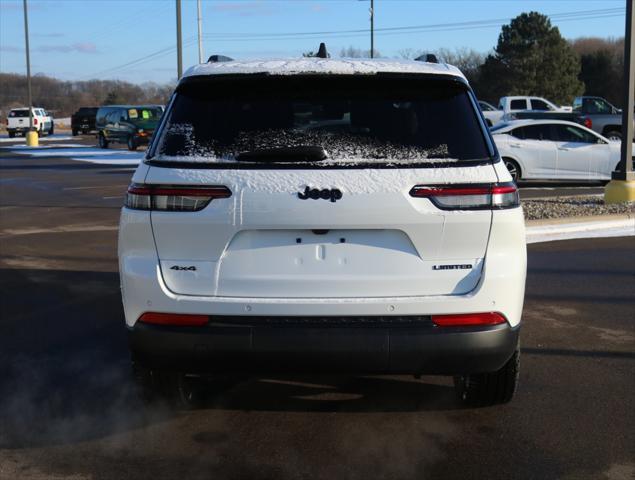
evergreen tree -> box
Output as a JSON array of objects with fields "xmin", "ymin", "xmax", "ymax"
[{"xmin": 479, "ymin": 12, "xmax": 584, "ymax": 104}]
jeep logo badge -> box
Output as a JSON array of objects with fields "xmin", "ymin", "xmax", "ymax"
[{"xmin": 298, "ymin": 186, "xmax": 343, "ymax": 203}]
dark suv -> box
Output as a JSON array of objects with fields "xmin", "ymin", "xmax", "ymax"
[
  {"xmin": 71, "ymin": 107, "xmax": 98, "ymax": 136},
  {"xmin": 96, "ymin": 105, "xmax": 163, "ymax": 150}
]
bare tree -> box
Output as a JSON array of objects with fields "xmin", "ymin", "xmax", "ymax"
[
  {"xmin": 339, "ymin": 46, "xmax": 381, "ymax": 58},
  {"xmin": 0, "ymin": 73, "xmax": 174, "ymax": 118}
]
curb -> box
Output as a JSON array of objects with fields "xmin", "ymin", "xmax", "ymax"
[
  {"xmin": 526, "ymin": 214, "xmax": 634, "ymax": 244},
  {"xmin": 526, "ymin": 212, "xmax": 634, "ymax": 227}
]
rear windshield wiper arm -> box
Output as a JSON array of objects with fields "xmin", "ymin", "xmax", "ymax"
[{"xmin": 235, "ymin": 146, "xmax": 328, "ymax": 163}]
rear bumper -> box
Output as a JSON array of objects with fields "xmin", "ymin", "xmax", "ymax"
[
  {"xmin": 128, "ymin": 319, "xmax": 520, "ymax": 375},
  {"xmin": 72, "ymin": 123, "xmax": 95, "ymax": 130},
  {"xmin": 133, "ymin": 134, "xmax": 152, "ymax": 145}
]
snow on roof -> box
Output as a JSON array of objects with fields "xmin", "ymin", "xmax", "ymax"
[{"xmin": 182, "ymin": 57, "xmax": 466, "ymax": 80}]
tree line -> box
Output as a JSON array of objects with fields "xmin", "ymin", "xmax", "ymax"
[
  {"xmin": 0, "ymin": 73, "xmax": 174, "ymax": 118},
  {"xmin": 0, "ymin": 12, "xmax": 627, "ymax": 118}
]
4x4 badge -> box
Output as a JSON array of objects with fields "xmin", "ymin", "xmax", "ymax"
[
  {"xmin": 298, "ymin": 186, "xmax": 343, "ymax": 203},
  {"xmin": 170, "ymin": 265, "xmax": 197, "ymax": 271}
]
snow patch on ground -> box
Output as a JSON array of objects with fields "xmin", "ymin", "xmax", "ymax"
[
  {"xmin": 68, "ymin": 154, "xmax": 143, "ymax": 165},
  {"xmin": 0, "ymin": 134, "xmax": 73, "ymax": 143},
  {"xmin": 1, "ymin": 144, "xmax": 85, "ymax": 150},
  {"xmin": 526, "ymin": 218, "xmax": 635, "ymax": 244},
  {"xmin": 11, "ymin": 147, "xmax": 137, "ymax": 157},
  {"xmin": 6, "ymin": 145, "xmax": 143, "ymax": 165}
]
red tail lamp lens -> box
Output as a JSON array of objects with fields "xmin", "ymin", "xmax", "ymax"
[
  {"xmin": 125, "ymin": 184, "xmax": 232, "ymax": 211},
  {"xmin": 409, "ymin": 183, "xmax": 519, "ymax": 210},
  {"xmin": 432, "ymin": 312, "xmax": 507, "ymax": 327},
  {"xmin": 138, "ymin": 312, "xmax": 209, "ymax": 326}
]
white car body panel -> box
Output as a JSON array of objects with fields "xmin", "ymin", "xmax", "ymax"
[
  {"xmin": 478, "ymin": 101, "xmax": 504, "ymax": 126},
  {"xmin": 143, "ymin": 166, "xmax": 496, "ymax": 299},
  {"xmin": 120, "ymin": 159, "xmax": 525, "ymax": 327},
  {"xmin": 119, "ymin": 206, "xmax": 525, "ymax": 328},
  {"xmin": 493, "ymin": 120, "xmax": 621, "ymax": 180}
]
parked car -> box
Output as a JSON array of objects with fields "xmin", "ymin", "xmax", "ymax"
[
  {"xmin": 478, "ymin": 100, "xmax": 504, "ymax": 126},
  {"xmin": 119, "ymin": 55, "xmax": 526, "ymax": 407},
  {"xmin": 492, "ymin": 119, "xmax": 624, "ymax": 181},
  {"xmin": 96, "ymin": 105, "xmax": 163, "ymax": 150},
  {"xmin": 6, "ymin": 107, "xmax": 53, "ymax": 137},
  {"xmin": 499, "ymin": 96, "xmax": 566, "ymax": 122},
  {"xmin": 71, "ymin": 107, "xmax": 98, "ymax": 136}
]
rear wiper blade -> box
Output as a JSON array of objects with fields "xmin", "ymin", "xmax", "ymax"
[{"xmin": 235, "ymin": 146, "xmax": 328, "ymax": 163}]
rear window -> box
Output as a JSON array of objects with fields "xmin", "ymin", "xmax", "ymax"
[
  {"xmin": 9, "ymin": 110, "xmax": 29, "ymax": 118},
  {"xmin": 511, "ymin": 124, "xmax": 552, "ymax": 140},
  {"xmin": 77, "ymin": 108, "xmax": 98, "ymax": 115},
  {"xmin": 150, "ymin": 75, "xmax": 492, "ymax": 167},
  {"xmin": 531, "ymin": 99, "xmax": 552, "ymax": 111},
  {"xmin": 128, "ymin": 107, "xmax": 162, "ymax": 123},
  {"xmin": 510, "ymin": 99, "xmax": 526, "ymax": 110}
]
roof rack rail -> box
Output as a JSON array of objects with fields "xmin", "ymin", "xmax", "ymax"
[
  {"xmin": 207, "ymin": 55, "xmax": 234, "ymax": 63},
  {"xmin": 316, "ymin": 43, "xmax": 328, "ymax": 59},
  {"xmin": 415, "ymin": 53, "xmax": 439, "ymax": 64}
]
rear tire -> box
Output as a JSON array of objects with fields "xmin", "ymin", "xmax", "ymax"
[
  {"xmin": 72, "ymin": 129, "xmax": 78, "ymax": 136},
  {"xmin": 8, "ymin": 131, "xmax": 15, "ymax": 138},
  {"xmin": 454, "ymin": 345, "xmax": 520, "ymax": 407},
  {"xmin": 127, "ymin": 135, "xmax": 138, "ymax": 151},
  {"xmin": 605, "ymin": 130, "xmax": 622, "ymax": 142},
  {"xmin": 49, "ymin": 124, "xmax": 54, "ymax": 135},
  {"xmin": 504, "ymin": 158, "xmax": 521, "ymax": 182},
  {"xmin": 98, "ymin": 134, "xmax": 109, "ymax": 149}
]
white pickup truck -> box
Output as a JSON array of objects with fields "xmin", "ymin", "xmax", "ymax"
[
  {"xmin": 498, "ymin": 96, "xmax": 570, "ymax": 122},
  {"xmin": 7, "ymin": 107, "xmax": 54, "ymax": 138}
]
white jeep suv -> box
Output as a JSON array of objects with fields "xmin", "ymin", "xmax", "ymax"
[{"xmin": 119, "ymin": 56, "xmax": 526, "ymax": 406}]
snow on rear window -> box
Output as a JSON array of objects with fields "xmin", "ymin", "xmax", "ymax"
[{"xmin": 150, "ymin": 76, "xmax": 490, "ymax": 166}]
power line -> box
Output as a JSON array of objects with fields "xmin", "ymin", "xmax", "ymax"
[
  {"xmin": 200, "ymin": 13, "xmax": 625, "ymax": 43},
  {"xmin": 80, "ymin": 6, "xmax": 625, "ymax": 79},
  {"xmin": 80, "ymin": 36, "xmax": 196, "ymax": 80},
  {"xmin": 200, "ymin": 7, "xmax": 624, "ymax": 40}
]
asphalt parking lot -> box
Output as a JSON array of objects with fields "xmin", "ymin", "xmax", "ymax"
[{"xmin": 0, "ymin": 137, "xmax": 633, "ymax": 480}]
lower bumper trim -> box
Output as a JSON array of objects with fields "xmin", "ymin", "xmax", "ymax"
[{"xmin": 129, "ymin": 319, "xmax": 520, "ymax": 375}]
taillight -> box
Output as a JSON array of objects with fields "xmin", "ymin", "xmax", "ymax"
[
  {"xmin": 33, "ymin": 117, "xmax": 38, "ymax": 125},
  {"xmin": 125, "ymin": 184, "xmax": 231, "ymax": 211},
  {"xmin": 432, "ymin": 312, "xmax": 507, "ymax": 327},
  {"xmin": 583, "ymin": 117, "xmax": 592, "ymax": 129},
  {"xmin": 409, "ymin": 182, "xmax": 519, "ymax": 210},
  {"xmin": 138, "ymin": 312, "xmax": 209, "ymax": 326}
]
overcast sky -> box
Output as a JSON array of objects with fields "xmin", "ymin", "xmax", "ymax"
[{"xmin": 0, "ymin": 0, "xmax": 626, "ymax": 84}]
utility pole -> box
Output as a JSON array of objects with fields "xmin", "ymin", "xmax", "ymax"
[
  {"xmin": 197, "ymin": 0, "xmax": 204, "ymax": 63},
  {"xmin": 23, "ymin": 0, "xmax": 32, "ymax": 131},
  {"xmin": 176, "ymin": 0, "xmax": 183, "ymax": 78},
  {"xmin": 370, "ymin": 0, "xmax": 374, "ymax": 58},
  {"xmin": 605, "ymin": 0, "xmax": 635, "ymax": 203}
]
